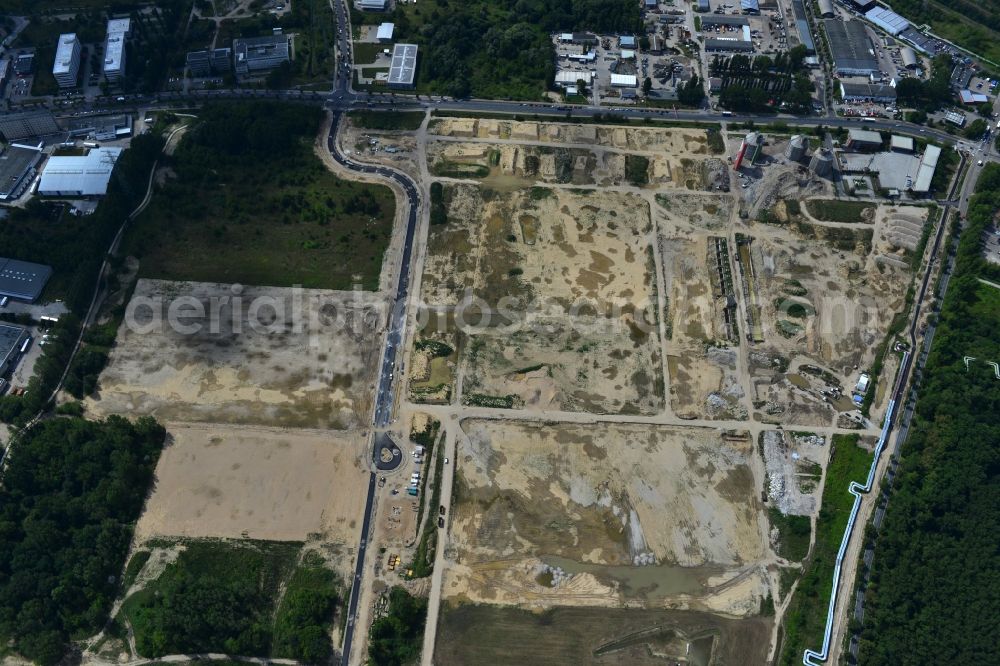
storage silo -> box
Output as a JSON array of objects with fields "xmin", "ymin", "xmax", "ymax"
[
  {"xmin": 809, "ymin": 148, "xmax": 834, "ymax": 177},
  {"xmin": 785, "ymin": 134, "xmax": 807, "ymax": 162}
]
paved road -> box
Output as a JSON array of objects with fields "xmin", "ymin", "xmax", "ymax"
[{"xmin": 326, "ymin": 112, "xmax": 422, "ymax": 666}]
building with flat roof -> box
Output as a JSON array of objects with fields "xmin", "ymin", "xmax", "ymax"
[
  {"xmin": 555, "ymin": 70, "xmax": 594, "ymax": 86},
  {"xmin": 0, "ymin": 110, "xmax": 60, "ymax": 141},
  {"xmin": 13, "ymin": 52, "xmax": 33, "ymax": 75},
  {"xmin": 610, "ymin": 73, "xmax": 637, "ymax": 87},
  {"xmin": 704, "ymin": 37, "xmax": 754, "ymax": 52},
  {"xmin": 864, "ymin": 7, "xmax": 909, "ymax": 36},
  {"xmin": 38, "ymin": 147, "xmax": 123, "ymax": 197},
  {"xmin": 696, "ymin": 0, "xmax": 711, "ymax": 11},
  {"xmin": 619, "ymin": 35, "xmax": 636, "ymax": 48},
  {"xmin": 52, "ymin": 33, "xmax": 81, "ymax": 88},
  {"xmin": 911, "ymin": 144, "xmax": 941, "ymax": 193},
  {"xmin": 789, "ymin": 0, "xmax": 816, "ymax": 55},
  {"xmin": 824, "ymin": 19, "xmax": 878, "ymax": 76},
  {"xmin": 944, "ymin": 110, "xmax": 966, "ymax": 127},
  {"xmin": 66, "ymin": 114, "xmax": 132, "ymax": 141},
  {"xmin": 741, "ymin": 0, "xmax": 760, "ymax": 13},
  {"xmin": 388, "ymin": 43, "xmax": 417, "ymax": 88},
  {"xmin": 850, "ymin": 0, "xmax": 877, "ymax": 9},
  {"xmin": 959, "ymin": 89, "xmax": 989, "ymax": 104},
  {"xmin": 233, "ymin": 34, "xmax": 290, "ymax": 75},
  {"xmin": 186, "ymin": 48, "xmax": 232, "ymax": 76},
  {"xmin": 890, "ymin": 135, "xmax": 914, "ymax": 152},
  {"xmin": 0, "ymin": 258, "xmax": 52, "ymax": 302},
  {"xmin": 103, "ymin": 18, "xmax": 131, "ymax": 81},
  {"xmin": 0, "ymin": 146, "xmax": 43, "ymax": 201},
  {"xmin": 377, "ymin": 22, "xmax": 394, "ymax": 42},
  {"xmin": 702, "ymin": 15, "xmax": 750, "ymax": 27},
  {"xmin": 359, "ymin": 0, "xmax": 388, "ymax": 9},
  {"xmin": 846, "ymin": 128, "xmax": 883, "ymax": 150},
  {"xmin": 0, "ymin": 323, "xmax": 29, "ymax": 376},
  {"xmin": 840, "ymin": 81, "xmax": 896, "ymax": 102}
]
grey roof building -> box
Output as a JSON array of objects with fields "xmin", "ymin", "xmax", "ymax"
[
  {"xmin": 233, "ymin": 34, "xmax": 290, "ymax": 75},
  {"xmin": 0, "ymin": 258, "xmax": 53, "ymax": 302},
  {"xmin": 824, "ymin": 19, "xmax": 878, "ymax": 76},
  {"xmin": 187, "ymin": 48, "xmax": 232, "ymax": 76},
  {"xmin": 0, "ymin": 146, "xmax": 43, "ymax": 201},
  {"xmin": 388, "ymin": 43, "xmax": 418, "ymax": 88},
  {"xmin": 702, "ymin": 15, "xmax": 750, "ymax": 27},
  {"xmin": 705, "ymin": 38, "xmax": 754, "ymax": 52},
  {"xmin": 0, "ymin": 323, "xmax": 29, "ymax": 376},
  {"xmin": 0, "ymin": 110, "xmax": 60, "ymax": 141},
  {"xmin": 840, "ymin": 81, "xmax": 896, "ymax": 102}
]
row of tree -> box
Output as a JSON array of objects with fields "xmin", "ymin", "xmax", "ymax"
[{"xmin": 855, "ymin": 164, "xmax": 1000, "ymax": 663}]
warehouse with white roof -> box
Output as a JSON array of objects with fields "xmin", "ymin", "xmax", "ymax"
[{"xmin": 38, "ymin": 147, "xmax": 123, "ymax": 197}]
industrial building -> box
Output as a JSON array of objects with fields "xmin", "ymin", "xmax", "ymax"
[
  {"xmin": 610, "ymin": 73, "xmax": 638, "ymax": 87},
  {"xmin": 619, "ymin": 35, "xmax": 636, "ymax": 48},
  {"xmin": 840, "ymin": 81, "xmax": 896, "ymax": 103},
  {"xmin": 824, "ymin": 19, "xmax": 878, "ymax": 76},
  {"xmin": 377, "ymin": 22, "xmax": 394, "ymax": 42},
  {"xmin": 233, "ymin": 33, "xmax": 290, "ymax": 75},
  {"xmin": 0, "ymin": 110, "xmax": 60, "ymax": 140},
  {"xmin": 644, "ymin": 0, "xmax": 658, "ymax": 9},
  {"xmin": 66, "ymin": 114, "xmax": 132, "ymax": 141},
  {"xmin": 900, "ymin": 46, "xmax": 918, "ymax": 69},
  {"xmin": 702, "ymin": 15, "xmax": 750, "ymax": 28},
  {"xmin": 817, "ymin": 0, "xmax": 835, "ymax": 18},
  {"xmin": 103, "ymin": 18, "xmax": 131, "ymax": 81},
  {"xmin": 358, "ymin": 0, "xmax": 388, "ymax": 9},
  {"xmin": 864, "ymin": 7, "xmax": 909, "ymax": 36},
  {"xmin": 735, "ymin": 132, "xmax": 765, "ymax": 169},
  {"xmin": 388, "ymin": 43, "xmax": 418, "ymax": 88},
  {"xmin": 558, "ymin": 33, "xmax": 598, "ymax": 45},
  {"xmin": 846, "ymin": 128, "xmax": 884, "ymax": 151},
  {"xmin": 810, "ymin": 148, "xmax": 834, "ymax": 177},
  {"xmin": 791, "ymin": 0, "xmax": 816, "ymax": 55},
  {"xmin": 697, "ymin": 0, "xmax": 711, "ymax": 11},
  {"xmin": 704, "ymin": 37, "xmax": 754, "ymax": 52},
  {"xmin": 0, "ymin": 258, "xmax": 52, "ymax": 303},
  {"xmin": 911, "ymin": 145, "xmax": 940, "ymax": 194},
  {"xmin": 186, "ymin": 48, "xmax": 232, "ymax": 76},
  {"xmin": 52, "ymin": 33, "xmax": 81, "ymax": 88},
  {"xmin": 0, "ymin": 323, "xmax": 29, "ymax": 376},
  {"xmin": 849, "ymin": 0, "xmax": 877, "ymax": 9},
  {"xmin": 741, "ymin": 0, "xmax": 760, "ymax": 13},
  {"xmin": 0, "ymin": 145, "xmax": 43, "ymax": 201},
  {"xmin": 959, "ymin": 89, "xmax": 989, "ymax": 104},
  {"xmin": 37, "ymin": 147, "xmax": 123, "ymax": 197},
  {"xmin": 0, "ymin": 59, "xmax": 9, "ymax": 90},
  {"xmin": 555, "ymin": 70, "xmax": 594, "ymax": 87}
]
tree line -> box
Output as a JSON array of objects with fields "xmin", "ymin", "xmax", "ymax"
[{"xmin": 855, "ymin": 164, "xmax": 1000, "ymax": 664}]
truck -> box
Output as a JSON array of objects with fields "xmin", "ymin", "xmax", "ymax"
[{"xmin": 407, "ymin": 487, "xmax": 418, "ymax": 497}]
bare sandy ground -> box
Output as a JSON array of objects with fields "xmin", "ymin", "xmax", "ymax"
[
  {"xmin": 88, "ymin": 279, "xmax": 384, "ymax": 429},
  {"xmin": 135, "ymin": 423, "xmax": 369, "ymax": 544},
  {"xmin": 442, "ymin": 420, "xmax": 769, "ymax": 614}
]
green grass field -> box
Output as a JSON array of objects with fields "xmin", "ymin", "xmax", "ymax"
[
  {"xmin": 123, "ymin": 104, "xmax": 395, "ymax": 290},
  {"xmin": 768, "ymin": 508, "xmax": 812, "ymax": 562},
  {"xmin": 777, "ymin": 434, "xmax": 874, "ymax": 665},
  {"xmin": 804, "ymin": 200, "xmax": 875, "ymax": 223}
]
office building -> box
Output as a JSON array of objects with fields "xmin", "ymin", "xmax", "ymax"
[
  {"xmin": 187, "ymin": 48, "xmax": 232, "ymax": 76},
  {"xmin": 103, "ymin": 18, "xmax": 131, "ymax": 81},
  {"xmin": 233, "ymin": 33, "xmax": 290, "ymax": 75},
  {"xmin": 52, "ymin": 33, "xmax": 81, "ymax": 88}
]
